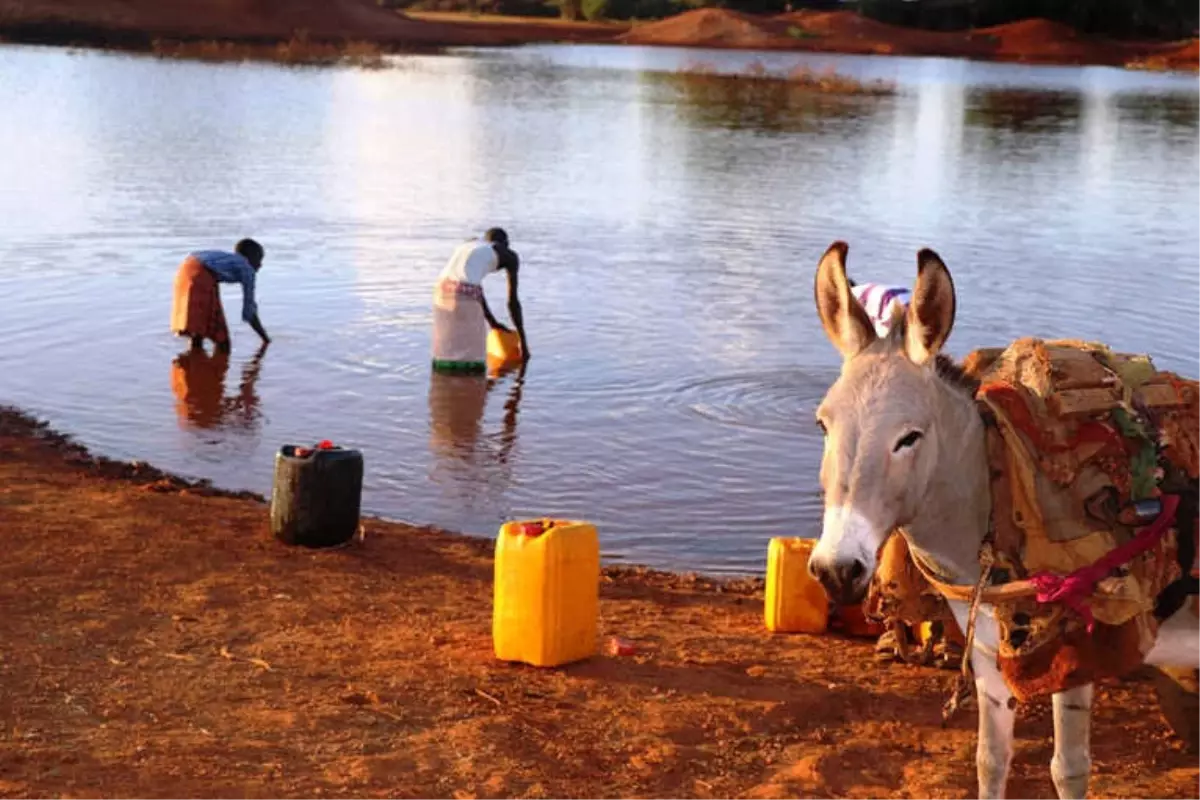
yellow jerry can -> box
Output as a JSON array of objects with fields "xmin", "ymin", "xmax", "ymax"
[
  {"xmin": 764, "ymin": 537, "xmax": 830, "ymax": 634},
  {"xmin": 487, "ymin": 328, "xmax": 522, "ymax": 366},
  {"xmin": 493, "ymin": 519, "xmax": 599, "ymax": 667}
]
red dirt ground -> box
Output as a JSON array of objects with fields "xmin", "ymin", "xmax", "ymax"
[
  {"xmin": 773, "ymin": 9, "xmax": 977, "ymax": 57},
  {"xmin": 969, "ymin": 18, "xmax": 1120, "ymax": 64},
  {"xmin": 621, "ymin": 8, "xmax": 792, "ymax": 49},
  {"xmin": 0, "ymin": 406, "xmax": 1195, "ymax": 798},
  {"xmin": 1127, "ymin": 36, "xmax": 1200, "ymax": 70},
  {"xmin": 622, "ymin": 8, "xmax": 1199, "ymax": 68},
  {"xmin": 1171, "ymin": 38, "xmax": 1200, "ymax": 62}
]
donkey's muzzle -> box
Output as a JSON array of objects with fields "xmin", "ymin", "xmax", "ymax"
[{"xmin": 809, "ymin": 558, "xmax": 869, "ymax": 606}]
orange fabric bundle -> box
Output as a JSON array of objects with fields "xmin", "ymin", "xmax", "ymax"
[
  {"xmin": 171, "ymin": 256, "xmax": 230, "ymax": 344},
  {"xmin": 873, "ymin": 339, "xmax": 1196, "ymax": 701},
  {"xmin": 970, "ymin": 339, "xmax": 1195, "ymax": 700}
]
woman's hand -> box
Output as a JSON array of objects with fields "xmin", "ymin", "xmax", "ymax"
[{"xmin": 249, "ymin": 313, "xmax": 270, "ymax": 345}]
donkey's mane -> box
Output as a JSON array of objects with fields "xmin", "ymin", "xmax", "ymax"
[
  {"xmin": 934, "ymin": 354, "xmax": 980, "ymax": 397},
  {"xmin": 890, "ymin": 313, "xmax": 981, "ymax": 398}
]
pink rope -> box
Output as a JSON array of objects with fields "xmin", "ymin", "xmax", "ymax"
[{"xmin": 1029, "ymin": 494, "xmax": 1180, "ymax": 633}]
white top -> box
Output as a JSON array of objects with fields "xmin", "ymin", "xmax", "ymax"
[
  {"xmin": 438, "ymin": 240, "xmax": 500, "ymax": 287},
  {"xmin": 851, "ymin": 282, "xmax": 911, "ymax": 338}
]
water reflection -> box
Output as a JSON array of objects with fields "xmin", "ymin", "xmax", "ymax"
[
  {"xmin": 427, "ymin": 365, "xmax": 525, "ymax": 467},
  {"xmin": 964, "ymin": 88, "xmax": 1083, "ymax": 133},
  {"xmin": 169, "ymin": 346, "xmax": 266, "ymax": 431},
  {"xmin": 645, "ymin": 69, "xmax": 883, "ymax": 134},
  {"xmin": 1111, "ymin": 92, "xmax": 1200, "ymax": 130}
]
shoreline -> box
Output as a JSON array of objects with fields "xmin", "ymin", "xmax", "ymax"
[
  {"xmin": 0, "ymin": 405, "xmax": 762, "ymax": 587},
  {"xmin": 0, "ymin": 5, "xmax": 1196, "ymax": 71},
  {"xmin": 0, "ymin": 402, "xmax": 1195, "ymax": 797}
]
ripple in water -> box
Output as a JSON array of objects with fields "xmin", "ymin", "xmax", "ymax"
[{"xmin": 670, "ymin": 368, "xmax": 838, "ymax": 434}]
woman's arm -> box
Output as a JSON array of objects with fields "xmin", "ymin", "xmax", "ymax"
[
  {"xmin": 240, "ymin": 267, "xmax": 270, "ymax": 344},
  {"xmin": 504, "ymin": 254, "xmax": 529, "ymax": 362},
  {"xmin": 479, "ymin": 293, "xmax": 508, "ymax": 332}
]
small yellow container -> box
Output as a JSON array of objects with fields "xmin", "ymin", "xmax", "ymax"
[
  {"xmin": 487, "ymin": 328, "xmax": 522, "ymax": 366},
  {"xmin": 493, "ymin": 519, "xmax": 599, "ymax": 667},
  {"xmin": 765, "ymin": 537, "xmax": 830, "ymax": 634}
]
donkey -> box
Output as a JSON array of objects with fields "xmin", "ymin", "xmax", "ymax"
[{"xmin": 806, "ymin": 241, "xmax": 1199, "ymax": 799}]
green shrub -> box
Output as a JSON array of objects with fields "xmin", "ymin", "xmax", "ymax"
[{"xmin": 582, "ymin": 0, "xmax": 609, "ymax": 19}]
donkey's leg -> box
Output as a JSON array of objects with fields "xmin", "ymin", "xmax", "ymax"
[
  {"xmin": 949, "ymin": 601, "xmax": 1015, "ymax": 799},
  {"xmin": 973, "ymin": 644, "xmax": 1017, "ymax": 798},
  {"xmin": 1050, "ymin": 684, "xmax": 1093, "ymax": 800}
]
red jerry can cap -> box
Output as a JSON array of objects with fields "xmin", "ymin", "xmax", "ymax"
[{"xmin": 515, "ymin": 520, "xmax": 558, "ymax": 537}]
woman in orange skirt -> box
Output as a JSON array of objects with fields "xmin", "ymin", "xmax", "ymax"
[{"xmin": 171, "ymin": 239, "xmax": 270, "ymax": 353}]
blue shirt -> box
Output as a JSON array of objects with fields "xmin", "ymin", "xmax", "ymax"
[{"xmin": 191, "ymin": 250, "xmax": 258, "ymax": 323}]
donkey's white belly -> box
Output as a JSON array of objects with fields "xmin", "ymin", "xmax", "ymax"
[{"xmin": 1143, "ymin": 603, "xmax": 1200, "ymax": 668}]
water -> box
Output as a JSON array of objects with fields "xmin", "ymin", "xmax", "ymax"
[{"xmin": 0, "ymin": 43, "xmax": 1196, "ymax": 575}]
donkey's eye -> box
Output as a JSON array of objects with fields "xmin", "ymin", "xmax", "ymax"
[{"xmin": 893, "ymin": 430, "xmax": 924, "ymax": 452}]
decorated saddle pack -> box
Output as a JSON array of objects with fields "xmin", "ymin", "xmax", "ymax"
[{"xmin": 964, "ymin": 338, "xmax": 1197, "ymax": 700}]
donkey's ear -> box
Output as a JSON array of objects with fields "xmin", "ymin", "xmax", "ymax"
[
  {"xmin": 903, "ymin": 248, "xmax": 956, "ymax": 365},
  {"xmin": 814, "ymin": 241, "xmax": 877, "ymax": 360}
]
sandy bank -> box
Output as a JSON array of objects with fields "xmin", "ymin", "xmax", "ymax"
[
  {"xmin": 0, "ymin": 406, "xmax": 1194, "ymax": 798},
  {"xmin": 621, "ymin": 9, "xmax": 1200, "ymax": 69}
]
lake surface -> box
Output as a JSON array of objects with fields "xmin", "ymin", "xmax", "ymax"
[{"xmin": 0, "ymin": 43, "xmax": 1196, "ymax": 575}]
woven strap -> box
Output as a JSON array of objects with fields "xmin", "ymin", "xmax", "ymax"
[{"xmin": 913, "ymin": 495, "xmax": 1180, "ymax": 613}]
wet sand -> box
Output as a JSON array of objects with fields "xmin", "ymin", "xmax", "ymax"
[{"xmin": 0, "ymin": 406, "xmax": 1194, "ymax": 798}]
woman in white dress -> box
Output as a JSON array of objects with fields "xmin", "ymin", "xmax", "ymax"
[{"xmin": 431, "ymin": 228, "xmax": 528, "ymax": 373}]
